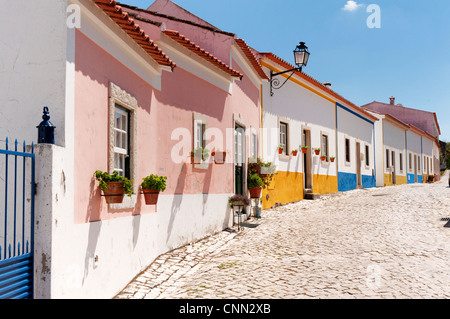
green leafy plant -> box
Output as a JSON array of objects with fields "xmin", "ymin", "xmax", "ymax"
[
  {"xmin": 247, "ymin": 173, "xmax": 264, "ymax": 188},
  {"xmin": 247, "ymin": 158, "xmax": 276, "ymax": 189},
  {"xmin": 278, "ymin": 145, "xmax": 284, "ymax": 149},
  {"xmin": 141, "ymin": 174, "xmax": 167, "ymax": 192},
  {"xmin": 191, "ymin": 147, "xmax": 210, "ymax": 161},
  {"xmin": 94, "ymin": 170, "xmax": 133, "ymax": 197},
  {"xmin": 301, "ymin": 145, "xmax": 309, "ymax": 149}
]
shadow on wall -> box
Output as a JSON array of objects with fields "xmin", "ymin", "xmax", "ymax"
[{"xmin": 165, "ymin": 161, "xmax": 215, "ymax": 246}]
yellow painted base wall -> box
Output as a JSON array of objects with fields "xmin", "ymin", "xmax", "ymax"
[
  {"xmin": 384, "ymin": 173, "xmax": 407, "ymax": 186},
  {"xmin": 396, "ymin": 175, "xmax": 407, "ymax": 185},
  {"xmin": 261, "ymin": 172, "xmax": 338, "ymax": 210},
  {"xmin": 262, "ymin": 171, "xmax": 303, "ymax": 210},
  {"xmin": 313, "ymin": 174, "xmax": 338, "ymax": 194}
]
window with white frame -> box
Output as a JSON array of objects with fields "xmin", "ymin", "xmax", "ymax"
[
  {"xmin": 108, "ymin": 82, "xmax": 138, "ymax": 208},
  {"xmin": 399, "ymin": 153, "xmax": 403, "ymax": 172},
  {"xmin": 345, "ymin": 138, "xmax": 350, "ymax": 163},
  {"xmin": 113, "ymin": 105, "xmax": 130, "ymax": 178},
  {"xmin": 193, "ymin": 113, "xmax": 209, "ymax": 168},
  {"xmin": 365, "ymin": 144, "xmax": 370, "ymax": 167},
  {"xmin": 195, "ymin": 120, "xmax": 206, "ymax": 150},
  {"xmin": 279, "ymin": 122, "xmax": 288, "ymax": 155},
  {"xmin": 321, "ymin": 133, "xmax": 329, "ymax": 161},
  {"xmin": 386, "ymin": 149, "xmax": 390, "ymax": 169}
]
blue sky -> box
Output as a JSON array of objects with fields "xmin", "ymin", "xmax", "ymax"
[{"xmin": 122, "ymin": 0, "xmax": 450, "ymax": 141}]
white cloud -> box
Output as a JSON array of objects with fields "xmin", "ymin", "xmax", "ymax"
[{"xmin": 342, "ymin": 1, "xmax": 364, "ymax": 12}]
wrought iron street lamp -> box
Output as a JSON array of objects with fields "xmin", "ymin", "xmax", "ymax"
[{"xmin": 270, "ymin": 42, "xmax": 310, "ymax": 96}]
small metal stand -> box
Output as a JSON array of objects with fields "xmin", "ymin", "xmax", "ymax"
[
  {"xmin": 232, "ymin": 204, "xmax": 244, "ymax": 231},
  {"xmin": 250, "ymin": 197, "xmax": 262, "ymax": 219}
]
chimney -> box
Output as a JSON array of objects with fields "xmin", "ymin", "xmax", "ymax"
[
  {"xmin": 389, "ymin": 96, "xmax": 395, "ymax": 105},
  {"xmin": 323, "ymin": 82, "xmax": 331, "ymax": 89}
]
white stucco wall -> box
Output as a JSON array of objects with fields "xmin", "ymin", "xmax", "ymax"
[
  {"xmin": 0, "ymin": 0, "xmax": 69, "ymax": 146},
  {"xmin": 383, "ymin": 120, "xmax": 407, "ymax": 178},
  {"xmin": 261, "ymin": 63, "xmax": 337, "ymax": 178},
  {"xmin": 406, "ymin": 130, "xmax": 422, "ymax": 176},
  {"xmin": 336, "ymin": 105, "xmax": 375, "ymax": 178}
]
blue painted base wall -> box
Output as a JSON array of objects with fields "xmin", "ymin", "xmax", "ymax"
[
  {"xmin": 338, "ymin": 172, "xmax": 356, "ymax": 192},
  {"xmin": 362, "ymin": 175, "xmax": 376, "ymax": 189},
  {"xmin": 407, "ymin": 173, "xmax": 423, "ymax": 184},
  {"xmin": 338, "ymin": 172, "xmax": 376, "ymax": 192}
]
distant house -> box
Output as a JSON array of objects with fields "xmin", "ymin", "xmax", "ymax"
[{"xmin": 362, "ymin": 97, "xmax": 441, "ymax": 180}]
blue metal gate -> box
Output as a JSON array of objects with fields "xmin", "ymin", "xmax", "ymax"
[{"xmin": 0, "ymin": 139, "xmax": 35, "ymax": 299}]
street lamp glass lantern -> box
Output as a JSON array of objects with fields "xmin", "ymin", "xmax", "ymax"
[{"xmin": 293, "ymin": 42, "xmax": 310, "ymax": 68}]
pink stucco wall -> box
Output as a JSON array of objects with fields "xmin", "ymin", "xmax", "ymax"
[{"xmin": 74, "ymin": 30, "xmax": 260, "ymax": 224}]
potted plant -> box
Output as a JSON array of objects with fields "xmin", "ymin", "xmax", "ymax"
[
  {"xmin": 292, "ymin": 148, "xmax": 298, "ymax": 156},
  {"xmin": 427, "ymin": 175, "xmax": 434, "ymax": 183},
  {"xmin": 330, "ymin": 156, "xmax": 335, "ymax": 163},
  {"xmin": 190, "ymin": 147, "xmax": 210, "ymax": 164},
  {"xmin": 212, "ymin": 149, "xmax": 227, "ymax": 164},
  {"xmin": 141, "ymin": 174, "xmax": 167, "ymax": 205},
  {"xmin": 248, "ymin": 158, "xmax": 276, "ymax": 190},
  {"xmin": 314, "ymin": 148, "xmax": 321, "ymax": 155},
  {"xmin": 95, "ymin": 170, "xmax": 133, "ymax": 204},
  {"xmin": 228, "ymin": 194, "xmax": 250, "ymax": 208},
  {"xmin": 320, "ymin": 155, "xmax": 326, "ymax": 161},
  {"xmin": 247, "ymin": 173, "xmax": 264, "ymax": 198},
  {"xmin": 301, "ymin": 146, "xmax": 309, "ymax": 154},
  {"xmin": 277, "ymin": 145, "xmax": 284, "ymax": 154}
]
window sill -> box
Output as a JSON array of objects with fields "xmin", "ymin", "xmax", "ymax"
[
  {"xmin": 109, "ymin": 194, "xmax": 137, "ymax": 210},
  {"xmin": 193, "ymin": 162, "xmax": 209, "ymax": 170},
  {"xmin": 278, "ymin": 154, "xmax": 290, "ymax": 161}
]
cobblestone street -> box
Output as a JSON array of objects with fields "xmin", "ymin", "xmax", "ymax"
[{"xmin": 116, "ymin": 175, "xmax": 450, "ymax": 299}]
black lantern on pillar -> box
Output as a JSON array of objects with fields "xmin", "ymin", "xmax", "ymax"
[
  {"xmin": 270, "ymin": 41, "xmax": 310, "ymax": 96},
  {"xmin": 37, "ymin": 107, "xmax": 56, "ymax": 144}
]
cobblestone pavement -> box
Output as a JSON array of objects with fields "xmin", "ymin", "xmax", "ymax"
[{"xmin": 115, "ymin": 175, "xmax": 450, "ymax": 299}]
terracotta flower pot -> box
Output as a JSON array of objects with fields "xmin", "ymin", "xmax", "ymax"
[
  {"xmin": 292, "ymin": 150, "xmax": 298, "ymax": 156},
  {"xmin": 212, "ymin": 151, "xmax": 227, "ymax": 164},
  {"xmin": 314, "ymin": 150, "xmax": 320, "ymax": 155},
  {"xmin": 248, "ymin": 187, "xmax": 262, "ymax": 198},
  {"xmin": 142, "ymin": 189, "xmax": 159, "ymax": 205},
  {"xmin": 103, "ymin": 182, "xmax": 125, "ymax": 204},
  {"xmin": 190, "ymin": 154, "xmax": 201, "ymax": 164},
  {"xmin": 301, "ymin": 148, "xmax": 308, "ymax": 154},
  {"xmin": 278, "ymin": 148, "xmax": 283, "ymax": 154},
  {"xmin": 330, "ymin": 158, "xmax": 335, "ymax": 163},
  {"xmin": 320, "ymin": 156, "xmax": 326, "ymax": 161}
]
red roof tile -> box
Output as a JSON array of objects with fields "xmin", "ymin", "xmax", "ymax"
[
  {"xmin": 92, "ymin": 0, "xmax": 176, "ymax": 69},
  {"xmin": 234, "ymin": 39, "xmax": 269, "ymax": 81},
  {"xmin": 163, "ymin": 30, "xmax": 243, "ymax": 79}
]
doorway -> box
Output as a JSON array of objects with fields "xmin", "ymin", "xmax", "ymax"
[
  {"xmin": 414, "ymin": 155, "xmax": 418, "ymax": 183},
  {"xmin": 302, "ymin": 129, "xmax": 312, "ymax": 191},
  {"xmin": 356, "ymin": 142, "xmax": 362, "ymax": 187},
  {"xmin": 234, "ymin": 124, "xmax": 245, "ymax": 195},
  {"xmin": 391, "ymin": 150, "xmax": 396, "ymax": 185}
]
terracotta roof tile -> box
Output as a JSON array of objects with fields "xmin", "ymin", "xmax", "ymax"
[
  {"xmin": 92, "ymin": 0, "xmax": 176, "ymax": 69},
  {"xmin": 234, "ymin": 39, "xmax": 269, "ymax": 80},
  {"xmin": 163, "ymin": 30, "xmax": 243, "ymax": 79}
]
